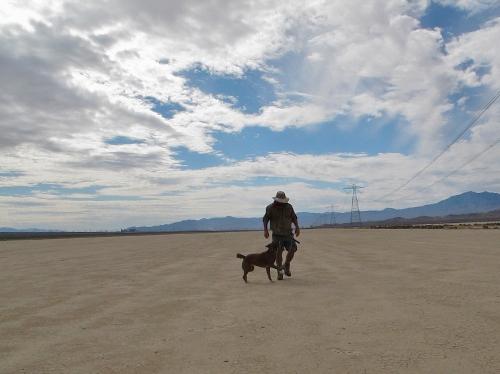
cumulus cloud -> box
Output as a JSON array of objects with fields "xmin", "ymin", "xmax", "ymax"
[
  {"xmin": 1, "ymin": 0, "xmax": 500, "ymax": 229},
  {"xmin": 446, "ymin": 17, "xmax": 500, "ymax": 89}
]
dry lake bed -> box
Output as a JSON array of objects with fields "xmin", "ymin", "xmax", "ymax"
[{"xmin": 1, "ymin": 229, "xmax": 500, "ymax": 373}]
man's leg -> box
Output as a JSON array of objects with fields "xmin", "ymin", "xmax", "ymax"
[
  {"xmin": 284, "ymin": 240, "xmax": 296, "ymax": 277},
  {"xmin": 275, "ymin": 241, "xmax": 285, "ymax": 280}
]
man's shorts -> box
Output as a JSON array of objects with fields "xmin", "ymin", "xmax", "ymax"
[{"xmin": 272, "ymin": 234, "xmax": 297, "ymax": 252}]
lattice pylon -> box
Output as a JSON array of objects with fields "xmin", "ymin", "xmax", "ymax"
[{"xmin": 344, "ymin": 185, "xmax": 363, "ymax": 226}]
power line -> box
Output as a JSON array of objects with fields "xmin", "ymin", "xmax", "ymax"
[
  {"xmin": 377, "ymin": 89, "xmax": 500, "ymax": 202},
  {"xmin": 425, "ymin": 137, "xmax": 500, "ymax": 190},
  {"xmin": 394, "ymin": 136, "xmax": 500, "ymax": 203}
]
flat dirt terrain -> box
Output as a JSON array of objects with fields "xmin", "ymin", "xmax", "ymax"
[{"xmin": 1, "ymin": 229, "xmax": 500, "ymax": 373}]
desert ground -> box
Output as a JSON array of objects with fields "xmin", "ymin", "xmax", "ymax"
[{"xmin": 1, "ymin": 229, "xmax": 500, "ymax": 373}]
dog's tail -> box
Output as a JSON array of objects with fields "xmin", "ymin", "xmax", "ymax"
[{"xmin": 236, "ymin": 253, "xmax": 246, "ymax": 259}]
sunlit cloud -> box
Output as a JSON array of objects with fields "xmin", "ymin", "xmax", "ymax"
[{"xmin": 1, "ymin": 0, "xmax": 500, "ymax": 229}]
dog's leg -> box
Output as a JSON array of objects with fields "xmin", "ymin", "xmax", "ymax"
[
  {"xmin": 242, "ymin": 260, "xmax": 250, "ymax": 283},
  {"xmin": 266, "ymin": 267, "xmax": 273, "ymax": 282}
]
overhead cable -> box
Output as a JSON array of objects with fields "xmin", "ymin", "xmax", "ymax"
[{"xmin": 377, "ymin": 89, "xmax": 500, "ymax": 202}]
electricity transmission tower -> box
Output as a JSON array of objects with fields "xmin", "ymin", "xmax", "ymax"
[
  {"xmin": 344, "ymin": 184, "xmax": 363, "ymax": 226},
  {"xmin": 329, "ymin": 204, "xmax": 337, "ymax": 225}
]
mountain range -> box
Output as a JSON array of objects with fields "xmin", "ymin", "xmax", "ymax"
[
  {"xmin": 127, "ymin": 191, "xmax": 500, "ymax": 232},
  {"xmin": 0, "ymin": 227, "xmax": 62, "ymax": 233},
  {"xmin": 3, "ymin": 191, "xmax": 499, "ymax": 233},
  {"xmin": 370, "ymin": 209, "xmax": 500, "ymax": 226}
]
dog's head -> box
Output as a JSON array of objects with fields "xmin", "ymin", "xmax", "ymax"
[{"xmin": 265, "ymin": 242, "xmax": 278, "ymax": 253}]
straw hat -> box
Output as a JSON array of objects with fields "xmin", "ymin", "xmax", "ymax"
[{"xmin": 272, "ymin": 191, "xmax": 289, "ymax": 203}]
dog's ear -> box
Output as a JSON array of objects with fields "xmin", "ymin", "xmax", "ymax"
[{"xmin": 265, "ymin": 242, "xmax": 276, "ymax": 250}]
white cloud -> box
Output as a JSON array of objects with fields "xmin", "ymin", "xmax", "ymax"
[
  {"xmin": 1, "ymin": 0, "xmax": 500, "ymax": 229},
  {"xmin": 446, "ymin": 17, "xmax": 500, "ymax": 90},
  {"xmin": 273, "ymin": 2, "xmax": 465, "ymax": 153}
]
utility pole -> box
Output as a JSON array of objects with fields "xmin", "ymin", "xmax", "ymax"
[{"xmin": 344, "ymin": 184, "xmax": 363, "ymax": 226}]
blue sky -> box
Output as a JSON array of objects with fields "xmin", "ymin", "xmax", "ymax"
[
  {"xmin": 178, "ymin": 67, "xmax": 276, "ymax": 115},
  {"xmin": 172, "ymin": 113, "xmax": 414, "ymax": 171},
  {"xmin": 212, "ymin": 116, "xmax": 414, "ymax": 160},
  {"xmin": 421, "ymin": 1, "xmax": 500, "ymax": 39},
  {"xmin": 1, "ymin": 0, "xmax": 500, "ymax": 230},
  {"xmin": 159, "ymin": 2, "xmax": 499, "ymax": 169}
]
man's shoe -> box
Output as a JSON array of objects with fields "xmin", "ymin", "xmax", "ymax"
[
  {"xmin": 284, "ymin": 263, "xmax": 291, "ymax": 277},
  {"xmin": 277, "ymin": 270, "xmax": 284, "ymax": 280}
]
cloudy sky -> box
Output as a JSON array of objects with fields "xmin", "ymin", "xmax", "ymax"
[{"xmin": 1, "ymin": 0, "xmax": 500, "ymax": 230}]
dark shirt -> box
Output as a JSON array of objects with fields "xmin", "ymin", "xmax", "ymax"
[{"xmin": 263, "ymin": 202, "xmax": 298, "ymax": 236}]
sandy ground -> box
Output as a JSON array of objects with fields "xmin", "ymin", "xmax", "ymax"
[{"xmin": 1, "ymin": 229, "xmax": 500, "ymax": 374}]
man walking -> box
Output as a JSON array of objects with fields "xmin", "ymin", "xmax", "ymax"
[{"xmin": 263, "ymin": 191, "xmax": 300, "ymax": 280}]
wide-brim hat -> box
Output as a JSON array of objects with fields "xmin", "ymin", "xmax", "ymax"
[{"xmin": 272, "ymin": 191, "xmax": 289, "ymax": 203}]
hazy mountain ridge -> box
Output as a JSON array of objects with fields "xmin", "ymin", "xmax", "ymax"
[
  {"xmin": 3, "ymin": 191, "xmax": 499, "ymax": 232},
  {"xmin": 371, "ymin": 209, "xmax": 500, "ymax": 226},
  {"xmin": 0, "ymin": 227, "xmax": 63, "ymax": 233},
  {"xmin": 128, "ymin": 191, "xmax": 500, "ymax": 232}
]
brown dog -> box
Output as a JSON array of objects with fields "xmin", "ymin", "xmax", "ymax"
[{"xmin": 236, "ymin": 242, "xmax": 280, "ymax": 283}]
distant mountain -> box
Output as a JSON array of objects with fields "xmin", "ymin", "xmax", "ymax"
[
  {"xmin": 128, "ymin": 191, "xmax": 500, "ymax": 232},
  {"xmin": 370, "ymin": 208, "xmax": 500, "ymax": 226},
  {"xmin": 331, "ymin": 191, "xmax": 500, "ymax": 224},
  {"xmin": 127, "ymin": 216, "xmax": 262, "ymax": 232},
  {"xmin": 0, "ymin": 227, "xmax": 62, "ymax": 233}
]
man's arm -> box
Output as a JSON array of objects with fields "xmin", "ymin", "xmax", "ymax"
[
  {"xmin": 263, "ymin": 206, "xmax": 270, "ymax": 239},
  {"xmin": 291, "ymin": 206, "xmax": 300, "ymax": 237}
]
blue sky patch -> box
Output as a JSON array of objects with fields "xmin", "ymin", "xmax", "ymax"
[
  {"xmin": 455, "ymin": 58, "xmax": 475, "ymax": 71},
  {"xmin": 178, "ymin": 67, "xmax": 277, "ymax": 114},
  {"xmin": 267, "ymin": 51, "xmax": 308, "ymax": 98},
  {"xmin": 174, "ymin": 147, "xmax": 226, "ymax": 170},
  {"xmin": 420, "ymin": 2, "xmax": 500, "ymax": 40},
  {"xmin": 213, "ymin": 114, "xmax": 414, "ymax": 161},
  {"xmin": 0, "ymin": 184, "xmax": 104, "ymax": 196},
  {"xmin": 0, "ymin": 171, "xmax": 24, "ymax": 178},
  {"xmin": 219, "ymin": 176, "xmax": 346, "ymax": 189},
  {"xmin": 65, "ymin": 195, "xmax": 147, "ymax": 201},
  {"xmin": 471, "ymin": 64, "xmax": 491, "ymax": 79},
  {"xmin": 144, "ymin": 96, "xmax": 185, "ymax": 119},
  {"xmin": 104, "ymin": 136, "xmax": 145, "ymax": 145},
  {"xmin": 455, "ymin": 59, "xmax": 490, "ymax": 80},
  {"xmin": 442, "ymin": 85, "xmax": 497, "ymax": 142}
]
